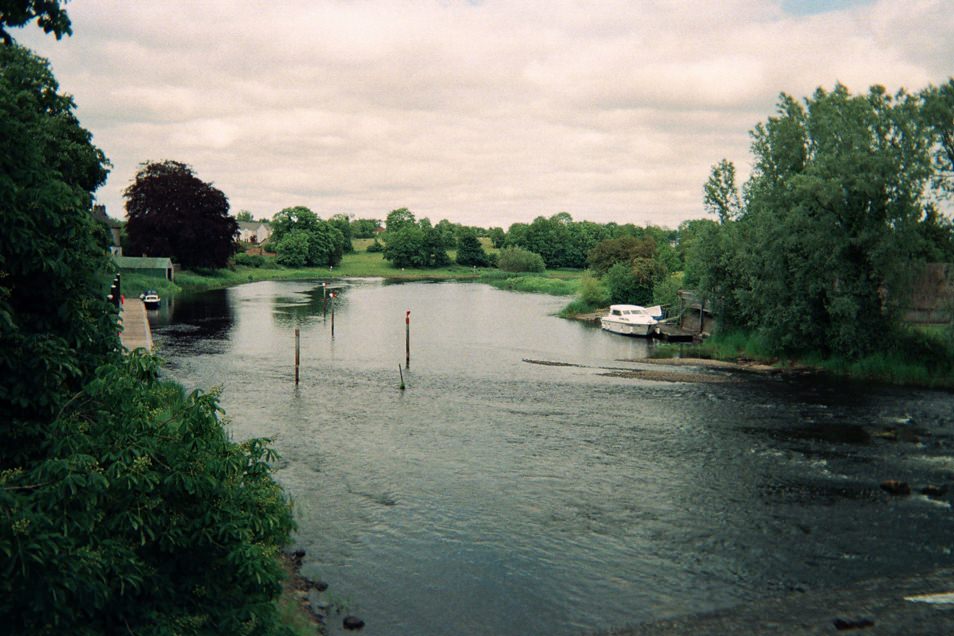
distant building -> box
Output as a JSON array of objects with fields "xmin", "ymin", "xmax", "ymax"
[
  {"xmin": 238, "ymin": 221, "xmax": 271, "ymax": 244},
  {"xmin": 91, "ymin": 204, "xmax": 123, "ymax": 253},
  {"xmin": 113, "ymin": 256, "xmax": 175, "ymax": 282}
]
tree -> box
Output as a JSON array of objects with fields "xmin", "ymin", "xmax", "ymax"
[
  {"xmin": 124, "ymin": 161, "xmax": 238, "ymax": 269},
  {"xmin": 270, "ymin": 206, "xmax": 345, "ymax": 267},
  {"xmin": 703, "ymin": 159, "xmax": 742, "ymax": 222},
  {"xmin": 1, "ymin": 43, "xmax": 295, "ymax": 634},
  {"xmin": 235, "ymin": 209, "xmax": 254, "ymax": 222},
  {"xmin": 329, "ymin": 213, "xmax": 354, "ymax": 253},
  {"xmin": 350, "ymin": 217, "xmax": 380, "ymax": 238},
  {"xmin": 385, "ymin": 207, "xmax": 416, "ymax": 234},
  {"xmin": 698, "ymin": 83, "xmax": 951, "ymax": 357},
  {"xmin": 455, "ymin": 228, "xmax": 490, "ymax": 266},
  {"xmin": 497, "ymin": 246, "xmax": 545, "ymax": 272},
  {"xmin": 587, "ymin": 236, "xmax": 657, "ymax": 275},
  {"xmin": 488, "ymin": 227, "xmax": 506, "ymax": 248},
  {"xmin": 0, "ymin": 0, "xmax": 72, "ymax": 43},
  {"xmin": 0, "ymin": 42, "xmax": 114, "ymax": 461}
]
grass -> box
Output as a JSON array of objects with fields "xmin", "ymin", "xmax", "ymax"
[
  {"xmin": 138, "ymin": 244, "xmax": 583, "ymax": 299},
  {"xmin": 655, "ymin": 326, "xmax": 954, "ymax": 389}
]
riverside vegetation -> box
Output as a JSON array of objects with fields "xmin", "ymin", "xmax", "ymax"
[{"xmin": 1, "ymin": 26, "xmax": 303, "ymax": 636}]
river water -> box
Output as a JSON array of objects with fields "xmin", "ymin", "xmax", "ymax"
[{"xmin": 151, "ymin": 279, "xmax": 954, "ymax": 636}]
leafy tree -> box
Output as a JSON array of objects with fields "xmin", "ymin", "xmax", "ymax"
[
  {"xmin": 698, "ymin": 83, "xmax": 952, "ymax": 357},
  {"xmin": 271, "ymin": 206, "xmax": 345, "ymax": 267},
  {"xmin": 383, "ymin": 224, "xmax": 426, "ymax": 267},
  {"xmin": 497, "ymin": 246, "xmax": 545, "ymax": 272},
  {"xmin": 235, "ymin": 209, "xmax": 254, "ymax": 222},
  {"xmin": 604, "ymin": 262, "xmax": 644, "ymax": 304},
  {"xmin": 385, "ymin": 207, "xmax": 416, "ymax": 234},
  {"xmin": 0, "ymin": 42, "xmax": 114, "ymax": 461},
  {"xmin": 274, "ymin": 229, "xmax": 311, "ymax": 267},
  {"xmin": 455, "ymin": 229, "xmax": 490, "ymax": 266},
  {"xmin": 124, "ymin": 161, "xmax": 238, "ymax": 269},
  {"xmin": 1, "ymin": 42, "xmax": 295, "ymax": 635},
  {"xmin": 488, "ymin": 226, "xmax": 506, "ymax": 248},
  {"xmin": 329, "ymin": 213, "xmax": 354, "ymax": 253},
  {"xmin": 350, "ymin": 217, "xmax": 380, "ymax": 238},
  {"xmin": 0, "ymin": 0, "xmax": 72, "ymax": 43},
  {"xmin": 703, "ymin": 159, "xmax": 742, "ymax": 222},
  {"xmin": 587, "ymin": 236, "xmax": 657, "ymax": 275}
]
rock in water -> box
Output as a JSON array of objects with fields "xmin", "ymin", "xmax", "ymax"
[
  {"xmin": 343, "ymin": 615, "xmax": 365, "ymax": 630},
  {"xmin": 880, "ymin": 480, "xmax": 911, "ymax": 496}
]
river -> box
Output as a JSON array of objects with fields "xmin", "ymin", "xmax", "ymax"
[{"xmin": 151, "ymin": 279, "xmax": 954, "ymax": 636}]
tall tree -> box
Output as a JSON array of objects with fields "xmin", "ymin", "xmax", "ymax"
[
  {"xmin": 0, "ymin": 0, "xmax": 72, "ymax": 43},
  {"xmin": 455, "ymin": 228, "xmax": 490, "ymax": 266},
  {"xmin": 0, "ymin": 42, "xmax": 114, "ymax": 460},
  {"xmin": 270, "ymin": 206, "xmax": 346, "ymax": 267},
  {"xmin": 124, "ymin": 161, "xmax": 238, "ymax": 268},
  {"xmin": 699, "ymin": 83, "xmax": 949, "ymax": 357}
]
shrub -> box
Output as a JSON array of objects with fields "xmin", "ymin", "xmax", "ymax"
[
  {"xmin": 234, "ymin": 252, "xmax": 265, "ymax": 268},
  {"xmin": 366, "ymin": 239, "xmax": 384, "ymax": 253},
  {"xmin": 497, "ymin": 246, "xmax": 545, "ymax": 273}
]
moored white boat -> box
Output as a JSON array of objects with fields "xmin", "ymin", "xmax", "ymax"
[
  {"xmin": 600, "ymin": 304, "xmax": 660, "ymax": 337},
  {"xmin": 141, "ymin": 290, "xmax": 161, "ymax": 310}
]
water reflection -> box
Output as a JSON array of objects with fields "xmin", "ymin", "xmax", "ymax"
[{"xmin": 272, "ymin": 281, "xmax": 347, "ymax": 328}]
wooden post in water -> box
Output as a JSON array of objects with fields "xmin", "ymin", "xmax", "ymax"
[
  {"xmin": 405, "ymin": 310, "xmax": 411, "ymax": 369},
  {"xmin": 698, "ymin": 298, "xmax": 705, "ymax": 334},
  {"xmin": 398, "ymin": 364, "xmax": 405, "ymax": 390},
  {"xmin": 330, "ymin": 292, "xmax": 335, "ymax": 338},
  {"xmin": 294, "ymin": 328, "xmax": 300, "ymax": 384},
  {"xmin": 322, "ymin": 282, "xmax": 327, "ymax": 319}
]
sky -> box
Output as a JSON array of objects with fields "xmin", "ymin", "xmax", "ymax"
[{"xmin": 16, "ymin": 0, "xmax": 954, "ymax": 229}]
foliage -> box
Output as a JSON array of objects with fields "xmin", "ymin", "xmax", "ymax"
[
  {"xmin": 124, "ymin": 161, "xmax": 238, "ymax": 269},
  {"xmin": 382, "ymin": 213, "xmax": 451, "ymax": 268},
  {"xmin": 0, "ymin": 352, "xmax": 296, "ymax": 634},
  {"xmin": 604, "ymin": 262, "xmax": 644, "ymax": 305},
  {"xmin": 235, "ymin": 210, "xmax": 254, "ymax": 222},
  {"xmin": 270, "ymin": 206, "xmax": 345, "ymax": 267},
  {"xmin": 234, "ymin": 252, "xmax": 266, "ymax": 268},
  {"xmin": 0, "ymin": 0, "xmax": 72, "ymax": 43},
  {"xmin": 455, "ymin": 228, "xmax": 490, "ymax": 266},
  {"xmin": 653, "ymin": 271, "xmax": 685, "ymax": 309},
  {"xmin": 385, "ymin": 207, "xmax": 416, "ymax": 234},
  {"xmin": 496, "ymin": 246, "xmax": 546, "ymax": 273},
  {"xmin": 482, "ymin": 275, "xmax": 578, "ymax": 296},
  {"xmin": 696, "ymin": 83, "xmax": 954, "ymax": 358},
  {"xmin": 366, "ymin": 238, "xmax": 384, "ymax": 253},
  {"xmin": 488, "ymin": 227, "xmax": 506, "ymax": 248},
  {"xmin": 0, "ymin": 43, "xmax": 116, "ymax": 463},
  {"xmin": 586, "ymin": 236, "xmax": 657, "ymax": 275},
  {"xmin": 577, "ymin": 271, "xmax": 611, "ymax": 308},
  {"xmin": 1, "ymin": 43, "xmax": 296, "ymax": 634},
  {"xmin": 350, "ymin": 217, "xmax": 380, "ymax": 238},
  {"xmin": 274, "ymin": 230, "xmax": 311, "ymax": 268},
  {"xmin": 329, "ymin": 214, "xmax": 354, "ymax": 253}
]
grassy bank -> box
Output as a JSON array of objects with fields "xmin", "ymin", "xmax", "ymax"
[
  {"xmin": 657, "ymin": 327, "xmax": 954, "ymax": 390},
  {"xmin": 123, "ymin": 248, "xmax": 583, "ymax": 298}
]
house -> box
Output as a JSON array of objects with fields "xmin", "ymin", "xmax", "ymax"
[
  {"xmin": 238, "ymin": 221, "xmax": 271, "ymax": 245},
  {"xmin": 113, "ymin": 256, "xmax": 175, "ymax": 282},
  {"xmin": 91, "ymin": 204, "xmax": 123, "ymax": 254}
]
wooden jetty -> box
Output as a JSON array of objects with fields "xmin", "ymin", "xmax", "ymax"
[
  {"xmin": 653, "ymin": 323, "xmax": 697, "ymax": 343},
  {"xmin": 119, "ymin": 299, "xmax": 153, "ymax": 351}
]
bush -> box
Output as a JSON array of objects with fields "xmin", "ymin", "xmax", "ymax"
[
  {"xmin": 0, "ymin": 352, "xmax": 296, "ymax": 634},
  {"xmin": 578, "ymin": 271, "xmax": 610, "ymax": 307},
  {"xmin": 497, "ymin": 246, "xmax": 545, "ymax": 273},
  {"xmin": 234, "ymin": 252, "xmax": 265, "ymax": 268},
  {"xmin": 366, "ymin": 238, "xmax": 384, "ymax": 253}
]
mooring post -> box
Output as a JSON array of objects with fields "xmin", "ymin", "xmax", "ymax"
[
  {"xmin": 294, "ymin": 328, "xmax": 300, "ymax": 385},
  {"xmin": 398, "ymin": 364, "xmax": 405, "ymax": 391},
  {"xmin": 699, "ymin": 298, "xmax": 705, "ymax": 334},
  {"xmin": 322, "ymin": 282, "xmax": 327, "ymax": 318},
  {"xmin": 405, "ymin": 310, "xmax": 411, "ymax": 369},
  {"xmin": 330, "ymin": 292, "xmax": 335, "ymax": 338}
]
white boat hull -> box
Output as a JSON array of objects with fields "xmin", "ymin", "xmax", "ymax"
[{"xmin": 600, "ymin": 318, "xmax": 655, "ymax": 337}]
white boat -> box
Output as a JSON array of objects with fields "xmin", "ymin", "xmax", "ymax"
[
  {"xmin": 600, "ymin": 304, "xmax": 660, "ymax": 337},
  {"xmin": 141, "ymin": 290, "xmax": 161, "ymax": 310}
]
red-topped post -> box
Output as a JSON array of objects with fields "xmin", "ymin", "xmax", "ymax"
[{"xmin": 405, "ymin": 310, "xmax": 411, "ymax": 369}]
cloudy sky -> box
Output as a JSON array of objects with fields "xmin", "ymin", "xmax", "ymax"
[{"xmin": 17, "ymin": 0, "xmax": 954, "ymax": 228}]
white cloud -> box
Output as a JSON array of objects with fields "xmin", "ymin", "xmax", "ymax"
[{"xmin": 16, "ymin": 0, "xmax": 954, "ymax": 227}]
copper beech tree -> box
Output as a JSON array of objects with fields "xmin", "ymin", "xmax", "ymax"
[{"xmin": 124, "ymin": 160, "xmax": 239, "ymax": 269}]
